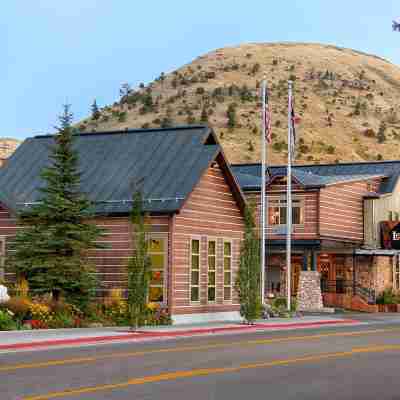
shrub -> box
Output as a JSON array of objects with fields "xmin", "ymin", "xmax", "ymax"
[
  {"xmin": 0, "ymin": 310, "xmax": 17, "ymax": 330},
  {"xmin": 376, "ymin": 289, "xmax": 396, "ymax": 305},
  {"xmin": 5, "ymin": 297, "xmax": 31, "ymax": 321},
  {"xmin": 196, "ymin": 87, "xmax": 205, "ymax": 95},
  {"xmin": 326, "ymin": 145, "xmax": 335, "ymax": 154}
]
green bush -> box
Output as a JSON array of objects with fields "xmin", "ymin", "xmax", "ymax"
[
  {"xmin": 0, "ymin": 309, "xmax": 17, "ymax": 330},
  {"xmin": 376, "ymin": 289, "xmax": 396, "ymax": 305}
]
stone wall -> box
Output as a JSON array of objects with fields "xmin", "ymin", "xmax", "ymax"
[
  {"xmin": 374, "ymin": 255, "xmax": 393, "ymax": 294},
  {"xmin": 297, "ymin": 270, "xmax": 324, "ymax": 311}
]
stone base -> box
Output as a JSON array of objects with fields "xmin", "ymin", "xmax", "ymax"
[{"xmin": 297, "ymin": 270, "xmax": 324, "ymax": 311}]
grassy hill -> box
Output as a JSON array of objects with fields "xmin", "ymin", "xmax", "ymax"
[{"xmin": 78, "ymin": 42, "xmax": 400, "ymax": 164}]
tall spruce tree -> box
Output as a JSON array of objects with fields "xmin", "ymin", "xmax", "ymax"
[
  {"xmin": 235, "ymin": 204, "xmax": 262, "ymax": 324},
  {"xmin": 10, "ymin": 105, "xmax": 103, "ymax": 307},
  {"xmin": 127, "ymin": 189, "xmax": 151, "ymax": 330}
]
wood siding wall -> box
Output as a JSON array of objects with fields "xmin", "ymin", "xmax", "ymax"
[
  {"xmin": 170, "ymin": 163, "xmax": 245, "ymax": 316},
  {"xmin": 319, "ymin": 179, "xmax": 380, "ymax": 243},
  {"xmin": 1, "ymin": 205, "xmax": 170, "ymax": 297},
  {"xmin": 246, "ymin": 190, "xmax": 319, "ymax": 240}
]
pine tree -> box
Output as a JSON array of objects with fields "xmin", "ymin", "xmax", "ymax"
[
  {"xmin": 377, "ymin": 122, "xmax": 387, "ymax": 143},
  {"xmin": 227, "ymin": 103, "xmax": 237, "ymax": 129},
  {"xmin": 200, "ymin": 106, "xmax": 208, "ymax": 123},
  {"xmin": 127, "ymin": 189, "xmax": 151, "ymax": 330},
  {"xmin": 91, "ymin": 99, "xmax": 101, "ymax": 120},
  {"xmin": 9, "ymin": 105, "xmax": 103, "ymax": 307},
  {"xmin": 235, "ymin": 204, "xmax": 262, "ymax": 324}
]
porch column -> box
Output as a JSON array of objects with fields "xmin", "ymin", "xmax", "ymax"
[{"xmin": 311, "ymin": 251, "xmax": 318, "ymax": 271}]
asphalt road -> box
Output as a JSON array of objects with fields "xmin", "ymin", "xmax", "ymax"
[{"xmin": 2, "ymin": 317, "xmax": 400, "ymax": 400}]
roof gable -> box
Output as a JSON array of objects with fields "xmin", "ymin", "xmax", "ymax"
[{"xmin": 0, "ymin": 126, "xmax": 240, "ymax": 214}]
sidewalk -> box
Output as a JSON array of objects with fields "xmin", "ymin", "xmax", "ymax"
[{"xmin": 0, "ymin": 316, "xmax": 361, "ymax": 352}]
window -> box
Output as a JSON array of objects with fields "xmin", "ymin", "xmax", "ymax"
[
  {"xmin": 148, "ymin": 237, "xmax": 166, "ymax": 302},
  {"xmin": 190, "ymin": 239, "xmax": 200, "ymax": 302},
  {"xmin": 268, "ymin": 198, "xmax": 303, "ymax": 225},
  {"xmin": 223, "ymin": 241, "xmax": 232, "ymax": 301},
  {"xmin": 394, "ymin": 256, "xmax": 400, "ymax": 291},
  {"xmin": 207, "ymin": 240, "xmax": 216, "ymax": 302}
]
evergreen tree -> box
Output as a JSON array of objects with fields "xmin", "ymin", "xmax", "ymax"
[
  {"xmin": 235, "ymin": 204, "xmax": 262, "ymax": 324},
  {"xmin": 377, "ymin": 122, "xmax": 387, "ymax": 143},
  {"xmin": 91, "ymin": 99, "xmax": 101, "ymax": 120},
  {"xmin": 227, "ymin": 103, "xmax": 237, "ymax": 129},
  {"xmin": 9, "ymin": 105, "xmax": 103, "ymax": 307},
  {"xmin": 200, "ymin": 106, "xmax": 208, "ymax": 123},
  {"xmin": 127, "ymin": 189, "xmax": 151, "ymax": 330}
]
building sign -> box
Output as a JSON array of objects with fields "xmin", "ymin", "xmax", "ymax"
[{"xmin": 381, "ymin": 221, "xmax": 400, "ymax": 249}]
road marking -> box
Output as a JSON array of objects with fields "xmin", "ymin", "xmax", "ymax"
[
  {"xmin": 1, "ymin": 327, "xmax": 399, "ymax": 373},
  {"xmin": 23, "ymin": 343, "xmax": 400, "ymax": 400}
]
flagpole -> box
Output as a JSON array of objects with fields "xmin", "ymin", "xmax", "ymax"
[
  {"xmin": 260, "ymin": 78, "xmax": 267, "ymax": 305},
  {"xmin": 286, "ymin": 80, "xmax": 293, "ymax": 312}
]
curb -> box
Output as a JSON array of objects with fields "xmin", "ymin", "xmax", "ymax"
[{"xmin": 0, "ymin": 319, "xmax": 358, "ymax": 351}]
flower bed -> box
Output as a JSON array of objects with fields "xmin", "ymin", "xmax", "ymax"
[{"xmin": 0, "ymin": 286, "xmax": 171, "ymax": 331}]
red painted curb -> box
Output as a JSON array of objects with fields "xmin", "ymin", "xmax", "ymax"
[{"xmin": 0, "ymin": 319, "xmax": 358, "ymax": 351}]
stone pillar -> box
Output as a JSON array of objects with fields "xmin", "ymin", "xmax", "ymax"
[{"xmin": 296, "ymin": 270, "xmax": 324, "ymax": 311}]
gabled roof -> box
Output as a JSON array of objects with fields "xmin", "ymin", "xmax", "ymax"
[
  {"xmin": 232, "ymin": 160, "xmax": 400, "ymax": 193},
  {"xmin": 0, "ymin": 126, "xmax": 245, "ymax": 215}
]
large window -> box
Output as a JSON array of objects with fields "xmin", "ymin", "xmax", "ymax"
[
  {"xmin": 148, "ymin": 237, "xmax": 166, "ymax": 302},
  {"xmin": 223, "ymin": 241, "xmax": 232, "ymax": 301},
  {"xmin": 268, "ymin": 198, "xmax": 303, "ymax": 225},
  {"xmin": 207, "ymin": 240, "xmax": 216, "ymax": 302},
  {"xmin": 190, "ymin": 239, "xmax": 200, "ymax": 302}
]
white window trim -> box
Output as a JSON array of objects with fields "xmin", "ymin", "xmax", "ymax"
[
  {"xmin": 223, "ymin": 239, "xmax": 233, "ymax": 303},
  {"xmin": 207, "ymin": 237, "xmax": 217, "ymax": 304},
  {"xmin": 147, "ymin": 233, "xmax": 168, "ymax": 304},
  {"xmin": 190, "ymin": 236, "xmax": 201, "ymax": 304},
  {"xmin": 268, "ymin": 196, "xmax": 305, "ymax": 227}
]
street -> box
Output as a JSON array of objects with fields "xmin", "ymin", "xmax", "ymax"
[{"xmin": 1, "ymin": 315, "xmax": 400, "ymax": 399}]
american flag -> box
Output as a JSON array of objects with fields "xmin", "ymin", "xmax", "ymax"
[
  {"xmin": 263, "ymin": 85, "xmax": 272, "ymax": 144},
  {"xmin": 289, "ymin": 94, "xmax": 300, "ymax": 156}
]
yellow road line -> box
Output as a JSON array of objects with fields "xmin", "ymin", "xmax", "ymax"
[
  {"xmin": 23, "ymin": 343, "xmax": 400, "ymax": 400},
  {"xmin": 1, "ymin": 327, "xmax": 399, "ymax": 373}
]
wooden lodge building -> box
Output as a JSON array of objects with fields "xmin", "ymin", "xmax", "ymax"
[
  {"xmin": 0, "ymin": 125, "xmax": 400, "ymax": 321},
  {"xmin": 233, "ymin": 161, "xmax": 400, "ymax": 312},
  {"xmin": 0, "ymin": 126, "xmax": 246, "ymax": 323}
]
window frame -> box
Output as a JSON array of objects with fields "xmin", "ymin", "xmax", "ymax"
[
  {"xmin": 190, "ymin": 237, "xmax": 201, "ymax": 304},
  {"xmin": 223, "ymin": 239, "xmax": 233, "ymax": 302},
  {"xmin": 146, "ymin": 233, "xmax": 168, "ymax": 304},
  {"xmin": 207, "ymin": 238, "xmax": 217, "ymax": 303},
  {"xmin": 268, "ymin": 196, "xmax": 304, "ymax": 226}
]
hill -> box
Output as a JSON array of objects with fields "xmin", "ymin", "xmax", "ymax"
[
  {"xmin": 78, "ymin": 42, "xmax": 400, "ymax": 164},
  {"xmin": 0, "ymin": 139, "xmax": 20, "ymax": 165}
]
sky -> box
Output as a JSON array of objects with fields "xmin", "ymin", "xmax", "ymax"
[{"xmin": 2, "ymin": 0, "xmax": 400, "ymax": 140}]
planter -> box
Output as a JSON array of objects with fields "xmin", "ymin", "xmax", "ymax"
[{"xmin": 377, "ymin": 304, "xmax": 399, "ymax": 312}]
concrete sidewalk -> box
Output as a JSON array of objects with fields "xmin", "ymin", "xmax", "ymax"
[{"xmin": 0, "ymin": 316, "xmax": 361, "ymax": 352}]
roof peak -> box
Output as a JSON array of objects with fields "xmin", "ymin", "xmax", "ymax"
[{"xmin": 34, "ymin": 124, "xmax": 210, "ymax": 139}]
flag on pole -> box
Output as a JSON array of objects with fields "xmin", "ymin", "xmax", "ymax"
[
  {"xmin": 263, "ymin": 86, "xmax": 272, "ymax": 144},
  {"xmin": 289, "ymin": 95, "xmax": 300, "ymax": 157}
]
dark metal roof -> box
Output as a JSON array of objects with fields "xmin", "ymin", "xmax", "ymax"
[
  {"xmin": 232, "ymin": 161, "xmax": 400, "ymax": 193},
  {"xmin": 0, "ymin": 126, "xmax": 226, "ymax": 214}
]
